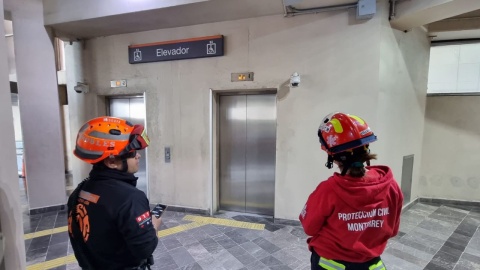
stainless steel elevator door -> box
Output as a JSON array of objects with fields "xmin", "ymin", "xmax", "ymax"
[
  {"xmin": 109, "ymin": 97, "xmax": 148, "ymax": 196},
  {"xmin": 219, "ymin": 94, "xmax": 276, "ymax": 216}
]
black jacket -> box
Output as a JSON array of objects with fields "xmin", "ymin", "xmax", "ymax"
[{"xmin": 67, "ymin": 167, "xmax": 158, "ymax": 269}]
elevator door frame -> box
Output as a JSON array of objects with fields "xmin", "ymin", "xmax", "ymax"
[
  {"xmin": 209, "ymin": 89, "xmax": 277, "ymax": 217},
  {"xmin": 106, "ymin": 94, "xmax": 149, "ymax": 198}
]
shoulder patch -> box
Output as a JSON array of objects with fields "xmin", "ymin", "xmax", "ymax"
[
  {"xmin": 79, "ymin": 190, "xmax": 100, "ymax": 204},
  {"xmin": 136, "ymin": 211, "xmax": 152, "ymax": 228}
]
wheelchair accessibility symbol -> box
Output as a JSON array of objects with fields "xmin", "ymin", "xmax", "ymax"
[
  {"xmin": 134, "ymin": 49, "xmax": 142, "ymax": 61},
  {"xmin": 207, "ymin": 41, "xmax": 216, "ymax": 55}
]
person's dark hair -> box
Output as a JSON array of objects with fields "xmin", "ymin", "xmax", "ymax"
[{"xmin": 333, "ymin": 146, "xmax": 377, "ymax": 177}]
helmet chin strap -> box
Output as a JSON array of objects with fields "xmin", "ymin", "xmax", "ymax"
[
  {"xmin": 325, "ymin": 155, "xmax": 334, "ymax": 169},
  {"xmin": 340, "ymin": 166, "xmax": 350, "ymax": 176},
  {"xmin": 120, "ymin": 159, "xmax": 129, "ymax": 173}
]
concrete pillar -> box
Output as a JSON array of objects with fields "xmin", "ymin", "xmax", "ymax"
[
  {"xmin": 0, "ymin": 1, "xmax": 26, "ymax": 269},
  {"xmin": 65, "ymin": 41, "xmax": 95, "ymax": 186},
  {"xmin": 11, "ymin": 0, "xmax": 66, "ymax": 211}
]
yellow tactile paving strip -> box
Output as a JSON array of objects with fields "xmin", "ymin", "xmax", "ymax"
[
  {"xmin": 26, "ymin": 254, "xmax": 76, "ymax": 270},
  {"xmin": 24, "ymin": 226, "xmax": 68, "ymax": 240},
  {"xmin": 183, "ymin": 215, "xmax": 265, "ymax": 230},
  {"xmin": 157, "ymin": 222, "xmax": 205, "ymax": 238},
  {"xmin": 26, "ymin": 215, "xmax": 265, "ymax": 269}
]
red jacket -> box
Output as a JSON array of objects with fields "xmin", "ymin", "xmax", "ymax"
[{"xmin": 299, "ymin": 166, "xmax": 403, "ymax": 262}]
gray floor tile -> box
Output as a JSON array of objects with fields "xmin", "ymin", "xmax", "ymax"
[
  {"xmin": 162, "ymin": 237, "xmax": 183, "ymax": 250},
  {"xmin": 152, "ymin": 251, "xmax": 178, "ymax": 269},
  {"xmin": 384, "ymin": 246, "xmax": 429, "ymax": 267},
  {"xmin": 380, "ymin": 252, "xmax": 424, "ymax": 270},
  {"xmin": 424, "ymin": 262, "xmax": 453, "ymax": 270},
  {"xmin": 253, "ymin": 237, "xmax": 281, "ymax": 254},
  {"xmin": 460, "ymin": 252, "xmax": 480, "ymax": 264},
  {"xmin": 169, "ymin": 246, "xmax": 196, "ymax": 268},
  {"xmin": 245, "ymin": 260, "xmax": 269, "ymax": 270},
  {"xmin": 401, "ymin": 230, "xmax": 445, "ymax": 249},
  {"xmin": 438, "ymin": 244, "xmax": 463, "ymax": 258},
  {"xmin": 216, "ymin": 236, "xmax": 239, "ymax": 250},
  {"xmin": 410, "ymin": 226, "xmax": 452, "ymax": 241},
  {"xmin": 185, "ymin": 242, "xmax": 211, "ymax": 261},
  {"xmin": 387, "ymin": 241, "xmax": 435, "ymax": 263},
  {"xmin": 397, "ymin": 236, "xmax": 439, "ymax": 255},
  {"xmin": 25, "ymin": 246, "xmax": 48, "ymax": 266},
  {"xmin": 23, "ymin": 202, "xmax": 480, "ymax": 270},
  {"xmin": 236, "ymin": 253, "xmax": 257, "ymax": 266},
  {"xmin": 66, "ymin": 263, "xmax": 81, "ymax": 270},
  {"xmin": 225, "ymin": 230, "xmax": 250, "ymax": 244},
  {"xmin": 271, "ymin": 249, "xmax": 303, "ymax": 267},
  {"xmin": 260, "ymin": 255, "xmax": 283, "ymax": 267},
  {"xmin": 199, "ymin": 237, "xmax": 223, "ymax": 254},
  {"xmin": 213, "ymin": 249, "xmax": 244, "ymax": 270},
  {"xmin": 269, "ymin": 264, "xmax": 293, "ymax": 270},
  {"xmin": 453, "ymin": 265, "xmax": 473, "ymax": 270},
  {"xmin": 178, "ymin": 262, "xmax": 203, "ymax": 270},
  {"xmin": 45, "ymin": 242, "xmax": 68, "ymax": 261},
  {"xmin": 429, "ymin": 251, "xmax": 460, "ymax": 270}
]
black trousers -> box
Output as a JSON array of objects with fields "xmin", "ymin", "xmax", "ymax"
[{"xmin": 310, "ymin": 250, "xmax": 385, "ymax": 270}]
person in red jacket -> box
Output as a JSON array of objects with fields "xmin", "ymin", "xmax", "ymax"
[{"xmin": 299, "ymin": 112, "xmax": 403, "ymax": 270}]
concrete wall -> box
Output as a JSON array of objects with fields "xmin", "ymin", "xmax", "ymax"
[
  {"xmin": 11, "ymin": 94, "xmax": 22, "ymax": 141},
  {"xmin": 0, "ymin": 1, "xmax": 26, "ymax": 268},
  {"xmin": 11, "ymin": 0, "xmax": 66, "ymax": 210},
  {"xmin": 420, "ymin": 96, "xmax": 480, "ymax": 201},
  {"xmin": 376, "ymin": 7, "xmax": 430, "ymax": 202},
  {"xmin": 3, "ymin": 20, "xmax": 15, "ymax": 78},
  {"xmin": 75, "ymin": 1, "xmax": 431, "ymax": 219},
  {"xmin": 64, "ymin": 41, "xmax": 97, "ymax": 185},
  {"xmin": 82, "ymin": 9, "xmax": 382, "ymax": 220}
]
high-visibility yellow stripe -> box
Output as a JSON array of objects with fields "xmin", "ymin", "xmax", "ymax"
[
  {"xmin": 330, "ymin": 119, "xmax": 343, "ymax": 133},
  {"xmin": 24, "ymin": 226, "xmax": 68, "ymax": 240},
  {"xmin": 26, "ymin": 254, "xmax": 76, "ymax": 270},
  {"xmin": 349, "ymin": 115, "xmax": 365, "ymax": 125},
  {"xmin": 319, "ymin": 257, "xmax": 346, "ymax": 270},
  {"xmin": 157, "ymin": 222, "xmax": 205, "ymax": 238},
  {"xmin": 183, "ymin": 215, "xmax": 265, "ymax": 230},
  {"xmin": 369, "ymin": 260, "xmax": 386, "ymax": 270}
]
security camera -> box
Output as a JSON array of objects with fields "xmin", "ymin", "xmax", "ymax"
[
  {"xmin": 74, "ymin": 82, "xmax": 89, "ymax": 94},
  {"xmin": 290, "ymin": 72, "xmax": 300, "ymax": 87}
]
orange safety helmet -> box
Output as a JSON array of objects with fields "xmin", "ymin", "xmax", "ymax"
[
  {"xmin": 74, "ymin": 117, "xmax": 150, "ymax": 164},
  {"xmin": 318, "ymin": 112, "xmax": 377, "ymax": 155}
]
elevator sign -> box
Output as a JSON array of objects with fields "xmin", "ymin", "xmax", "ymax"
[{"xmin": 128, "ymin": 35, "xmax": 224, "ymax": 64}]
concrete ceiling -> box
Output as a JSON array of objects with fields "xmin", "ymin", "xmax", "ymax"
[
  {"xmin": 44, "ymin": 0, "xmax": 360, "ymax": 39},
  {"xmin": 4, "ymin": 0, "xmax": 480, "ymax": 42},
  {"xmin": 428, "ymin": 9, "xmax": 480, "ymax": 41}
]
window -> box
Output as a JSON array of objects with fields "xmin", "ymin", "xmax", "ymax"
[{"xmin": 428, "ymin": 43, "xmax": 480, "ymax": 95}]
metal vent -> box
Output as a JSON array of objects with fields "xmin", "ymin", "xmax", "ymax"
[
  {"xmin": 401, "ymin": 155, "xmax": 414, "ymax": 204},
  {"xmin": 11, "ymin": 93, "xmax": 18, "ymax": 105}
]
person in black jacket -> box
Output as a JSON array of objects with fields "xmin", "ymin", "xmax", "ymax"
[{"xmin": 67, "ymin": 116, "xmax": 161, "ymax": 270}]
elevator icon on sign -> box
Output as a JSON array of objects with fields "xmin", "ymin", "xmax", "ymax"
[
  {"xmin": 134, "ymin": 49, "xmax": 142, "ymax": 61},
  {"xmin": 207, "ymin": 41, "xmax": 216, "ymax": 55}
]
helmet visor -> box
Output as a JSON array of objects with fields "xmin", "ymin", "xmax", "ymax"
[{"xmin": 119, "ymin": 125, "xmax": 150, "ymax": 156}]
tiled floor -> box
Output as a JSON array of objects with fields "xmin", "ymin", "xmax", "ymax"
[
  {"xmin": 383, "ymin": 203, "xmax": 480, "ymax": 270},
  {"xmin": 20, "ymin": 179, "xmax": 480, "ymax": 270}
]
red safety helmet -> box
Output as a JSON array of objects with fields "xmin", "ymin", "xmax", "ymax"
[
  {"xmin": 74, "ymin": 117, "xmax": 150, "ymax": 164},
  {"xmin": 318, "ymin": 112, "xmax": 377, "ymax": 155}
]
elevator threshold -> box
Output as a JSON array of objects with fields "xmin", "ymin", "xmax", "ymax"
[{"xmin": 214, "ymin": 209, "xmax": 273, "ymax": 219}]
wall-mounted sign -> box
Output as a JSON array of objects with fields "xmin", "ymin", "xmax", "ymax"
[
  {"xmin": 110, "ymin": 79, "xmax": 127, "ymax": 88},
  {"xmin": 231, "ymin": 72, "xmax": 254, "ymax": 82},
  {"xmin": 128, "ymin": 35, "xmax": 224, "ymax": 64}
]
